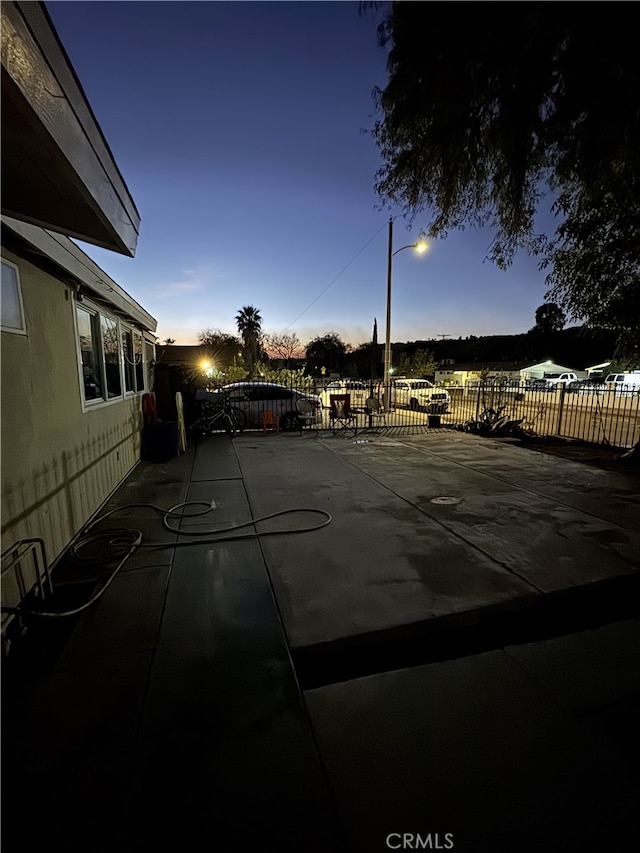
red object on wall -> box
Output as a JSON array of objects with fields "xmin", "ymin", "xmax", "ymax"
[{"xmin": 142, "ymin": 392, "xmax": 158, "ymax": 425}]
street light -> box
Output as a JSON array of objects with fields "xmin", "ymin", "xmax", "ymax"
[{"xmin": 383, "ymin": 217, "xmax": 428, "ymax": 409}]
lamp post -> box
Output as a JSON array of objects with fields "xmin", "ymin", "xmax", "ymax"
[{"xmin": 383, "ymin": 217, "xmax": 428, "ymax": 410}]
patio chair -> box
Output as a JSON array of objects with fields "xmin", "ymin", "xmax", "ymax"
[
  {"xmin": 365, "ymin": 396, "xmax": 386, "ymax": 431},
  {"xmin": 296, "ymin": 398, "xmax": 318, "ymax": 435},
  {"xmin": 329, "ymin": 394, "xmax": 358, "ymax": 434},
  {"xmin": 262, "ymin": 410, "xmax": 280, "ymax": 433}
]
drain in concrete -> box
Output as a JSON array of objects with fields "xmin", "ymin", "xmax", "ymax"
[{"xmin": 430, "ymin": 496, "xmax": 461, "ymax": 505}]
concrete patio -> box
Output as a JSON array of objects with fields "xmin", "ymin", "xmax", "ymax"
[{"xmin": 3, "ymin": 428, "xmax": 639, "ymax": 852}]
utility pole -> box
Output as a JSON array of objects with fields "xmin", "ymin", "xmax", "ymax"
[{"xmin": 437, "ymin": 334, "xmax": 451, "ymax": 340}]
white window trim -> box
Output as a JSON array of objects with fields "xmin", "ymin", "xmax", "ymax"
[
  {"xmin": 121, "ymin": 323, "xmax": 146, "ymax": 396},
  {"xmin": 73, "ymin": 297, "xmax": 150, "ymax": 412},
  {"xmin": 1, "ymin": 259, "xmax": 27, "ymax": 335}
]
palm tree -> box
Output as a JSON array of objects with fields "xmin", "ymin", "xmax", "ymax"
[{"xmin": 235, "ymin": 305, "xmax": 262, "ymax": 377}]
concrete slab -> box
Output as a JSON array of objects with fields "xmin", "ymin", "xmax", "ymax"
[
  {"xmin": 5, "ymin": 428, "xmax": 638, "ymax": 853},
  {"xmin": 52, "ymin": 565, "xmax": 170, "ymax": 672},
  {"xmin": 181, "ymin": 477, "xmax": 252, "ymax": 531},
  {"xmin": 233, "ymin": 436, "xmax": 539, "ymax": 651},
  {"xmin": 399, "ymin": 431, "xmax": 640, "ymax": 530},
  {"xmin": 504, "ymin": 618, "xmax": 640, "ymax": 714},
  {"xmin": 322, "ymin": 434, "xmax": 640, "ymax": 591},
  {"xmin": 3, "ymin": 653, "xmax": 153, "ymax": 852},
  {"xmin": 190, "ymin": 433, "xmax": 242, "ymax": 480},
  {"xmin": 233, "ymin": 433, "xmax": 639, "ymax": 658},
  {"xmin": 305, "ymin": 626, "xmax": 639, "ymax": 852},
  {"xmin": 126, "ymin": 538, "xmax": 343, "ymax": 852}
]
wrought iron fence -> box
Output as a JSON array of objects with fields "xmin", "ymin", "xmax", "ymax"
[
  {"xmin": 188, "ymin": 378, "xmax": 640, "ymax": 449},
  {"xmin": 445, "ymin": 382, "xmax": 640, "ymax": 449}
]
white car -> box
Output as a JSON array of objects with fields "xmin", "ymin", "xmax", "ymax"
[
  {"xmin": 319, "ymin": 380, "xmax": 370, "ymax": 410},
  {"xmin": 200, "ymin": 382, "xmax": 322, "ymax": 430},
  {"xmin": 386, "ymin": 379, "xmax": 451, "ymax": 413}
]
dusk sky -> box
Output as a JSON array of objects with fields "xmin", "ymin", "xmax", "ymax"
[{"xmin": 47, "ymin": 0, "xmax": 555, "ymax": 348}]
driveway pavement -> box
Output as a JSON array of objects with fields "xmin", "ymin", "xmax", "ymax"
[
  {"xmin": 3, "ymin": 428, "xmax": 639, "ymax": 853},
  {"xmin": 235, "ymin": 430, "xmax": 639, "ymax": 674}
]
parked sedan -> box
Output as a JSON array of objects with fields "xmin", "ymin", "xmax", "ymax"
[{"xmin": 200, "ymin": 382, "xmax": 322, "ymax": 430}]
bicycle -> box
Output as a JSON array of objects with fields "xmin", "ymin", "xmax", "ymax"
[{"xmin": 190, "ymin": 390, "xmax": 247, "ymax": 439}]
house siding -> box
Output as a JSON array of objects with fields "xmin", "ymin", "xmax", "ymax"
[{"xmin": 1, "ymin": 247, "xmax": 144, "ymax": 585}]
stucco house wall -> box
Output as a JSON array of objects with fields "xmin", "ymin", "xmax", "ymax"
[
  {"xmin": 1, "ymin": 244, "xmax": 154, "ymax": 596},
  {"xmin": 1, "ymin": 2, "xmax": 157, "ymax": 625}
]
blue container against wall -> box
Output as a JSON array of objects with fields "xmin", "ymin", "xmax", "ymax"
[{"xmin": 143, "ymin": 422, "xmax": 179, "ymax": 462}]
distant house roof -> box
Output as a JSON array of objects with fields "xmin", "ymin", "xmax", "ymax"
[
  {"xmin": 437, "ymin": 362, "xmax": 531, "ymax": 372},
  {"xmin": 156, "ymin": 345, "xmax": 209, "ymax": 365},
  {"xmin": 1, "ymin": 1, "xmax": 140, "ymax": 256},
  {"xmin": 523, "ymin": 360, "xmax": 579, "ymax": 372}
]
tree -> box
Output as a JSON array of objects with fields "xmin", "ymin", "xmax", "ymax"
[
  {"xmin": 253, "ymin": 361, "xmax": 314, "ymax": 389},
  {"xmin": 393, "ymin": 348, "xmax": 437, "ymax": 379},
  {"xmin": 163, "ymin": 338, "xmax": 175, "ymax": 346},
  {"xmin": 263, "ymin": 332, "xmax": 305, "ymax": 367},
  {"xmin": 305, "ymin": 332, "xmax": 348, "ymax": 373},
  {"xmin": 235, "ymin": 306, "xmax": 262, "ymax": 377},
  {"xmin": 368, "ymin": 3, "xmax": 640, "ymax": 358},
  {"xmin": 530, "ymin": 303, "xmax": 566, "ymax": 336},
  {"xmin": 197, "ymin": 328, "xmax": 243, "ymax": 371}
]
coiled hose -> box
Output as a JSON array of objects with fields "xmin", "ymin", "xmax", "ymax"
[{"xmin": 1, "ymin": 501, "xmax": 332, "ymax": 619}]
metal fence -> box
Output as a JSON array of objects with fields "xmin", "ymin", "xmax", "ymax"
[
  {"xmin": 446, "ymin": 382, "xmax": 640, "ymax": 449},
  {"xmin": 191, "ymin": 379, "xmax": 640, "ymax": 449}
]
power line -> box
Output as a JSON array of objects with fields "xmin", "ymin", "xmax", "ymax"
[{"xmin": 281, "ymin": 220, "xmax": 388, "ymax": 334}]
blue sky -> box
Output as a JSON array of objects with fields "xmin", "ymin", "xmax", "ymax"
[{"xmin": 47, "ymin": 0, "xmax": 555, "ymax": 348}]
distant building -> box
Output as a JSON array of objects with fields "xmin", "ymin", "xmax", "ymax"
[
  {"xmin": 436, "ymin": 360, "xmax": 589, "ymax": 385},
  {"xmin": 520, "ymin": 361, "xmax": 587, "ymax": 380},
  {"xmin": 435, "ymin": 362, "xmax": 530, "ymax": 386}
]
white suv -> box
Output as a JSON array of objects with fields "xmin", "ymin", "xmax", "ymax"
[
  {"xmin": 545, "ymin": 372, "xmax": 579, "ymax": 388},
  {"xmin": 389, "ymin": 379, "xmax": 451, "ymax": 413}
]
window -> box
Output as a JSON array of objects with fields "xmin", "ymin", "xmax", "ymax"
[
  {"xmin": 144, "ymin": 339, "xmax": 155, "ymax": 391},
  {"xmin": 122, "ymin": 328, "xmax": 135, "ymax": 392},
  {"xmin": 76, "ymin": 306, "xmax": 103, "ymax": 400},
  {"xmin": 76, "ymin": 300, "xmax": 150, "ymax": 406},
  {"xmin": 100, "ymin": 314, "xmax": 122, "ymax": 398},
  {"xmin": 134, "ymin": 333, "xmax": 144, "ymax": 390},
  {"xmin": 122, "ymin": 327, "xmax": 146, "ymax": 393},
  {"xmin": 1, "ymin": 260, "xmax": 26, "ymax": 334}
]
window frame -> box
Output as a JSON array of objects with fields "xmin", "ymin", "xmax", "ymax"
[
  {"xmin": 74, "ymin": 297, "xmax": 151, "ymax": 410},
  {"xmin": 75, "ymin": 303, "xmax": 105, "ymax": 403},
  {"xmin": 1, "ymin": 259, "xmax": 27, "ymax": 335}
]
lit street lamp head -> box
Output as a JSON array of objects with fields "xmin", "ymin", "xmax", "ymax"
[{"xmin": 392, "ymin": 237, "xmax": 429, "ymax": 257}]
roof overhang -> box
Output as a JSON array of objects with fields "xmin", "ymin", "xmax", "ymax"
[
  {"xmin": 3, "ymin": 216, "xmax": 156, "ymax": 333},
  {"xmin": 1, "ymin": 1, "xmax": 140, "ymax": 257}
]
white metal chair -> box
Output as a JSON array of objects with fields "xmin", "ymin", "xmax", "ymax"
[
  {"xmin": 365, "ymin": 396, "xmax": 386, "ymax": 431},
  {"xmin": 296, "ymin": 398, "xmax": 318, "ymax": 434}
]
